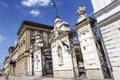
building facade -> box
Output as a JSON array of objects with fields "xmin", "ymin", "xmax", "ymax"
[
  {"xmin": 17, "ymin": 20, "xmax": 53, "ymax": 76},
  {"xmin": 3, "ymin": 0, "xmax": 120, "ymax": 79},
  {"xmin": 3, "ymin": 20, "xmax": 53, "ymax": 76},
  {"xmin": 3, "ymin": 56, "xmax": 10, "ymax": 74},
  {"xmin": 91, "ymin": 0, "xmax": 120, "ymax": 80}
]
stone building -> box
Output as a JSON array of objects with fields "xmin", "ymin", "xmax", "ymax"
[
  {"xmin": 9, "ymin": 45, "xmax": 18, "ymax": 75},
  {"xmin": 3, "ymin": 20, "xmax": 53, "ymax": 76},
  {"xmin": 17, "ymin": 20, "xmax": 53, "ymax": 76},
  {"xmin": 91, "ymin": 0, "xmax": 120, "ymax": 80},
  {"xmin": 3, "ymin": 18, "xmax": 82, "ymax": 78},
  {"xmin": 3, "ymin": 56, "xmax": 10, "ymax": 74},
  {"xmin": 3, "ymin": 0, "xmax": 120, "ymax": 79}
]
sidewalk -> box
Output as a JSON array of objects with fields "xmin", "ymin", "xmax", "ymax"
[
  {"xmin": 0, "ymin": 76, "xmax": 40, "ymax": 80},
  {"xmin": 0, "ymin": 75, "xmax": 113, "ymax": 80},
  {"xmin": 0, "ymin": 76, "xmax": 84, "ymax": 80}
]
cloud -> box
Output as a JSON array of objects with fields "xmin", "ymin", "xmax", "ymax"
[
  {"xmin": 21, "ymin": 0, "xmax": 50, "ymax": 7},
  {"xmin": 30, "ymin": 9, "xmax": 40, "ymax": 17},
  {"xmin": 0, "ymin": 1, "xmax": 9, "ymax": 7},
  {"xmin": 0, "ymin": 35, "xmax": 5, "ymax": 42}
]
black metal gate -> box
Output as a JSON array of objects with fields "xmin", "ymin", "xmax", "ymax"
[{"xmin": 41, "ymin": 46, "xmax": 53, "ymax": 76}]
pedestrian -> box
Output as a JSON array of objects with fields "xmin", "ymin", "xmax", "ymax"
[{"xmin": 5, "ymin": 72, "xmax": 9, "ymax": 80}]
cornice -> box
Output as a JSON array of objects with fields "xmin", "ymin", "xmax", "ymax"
[
  {"xmin": 50, "ymin": 31, "xmax": 70, "ymax": 43},
  {"xmin": 97, "ymin": 10, "xmax": 120, "ymax": 27},
  {"xmin": 93, "ymin": 0, "xmax": 120, "ymax": 17},
  {"xmin": 17, "ymin": 20, "xmax": 54, "ymax": 36}
]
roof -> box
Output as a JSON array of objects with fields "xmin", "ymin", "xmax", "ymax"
[
  {"xmin": 17, "ymin": 20, "xmax": 54, "ymax": 35},
  {"xmin": 3, "ymin": 56, "xmax": 9, "ymax": 64}
]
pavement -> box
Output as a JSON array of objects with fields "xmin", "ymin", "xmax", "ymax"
[
  {"xmin": 0, "ymin": 76, "xmax": 75, "ymax": 80},
  {"xmin": 0, "ymin": 75, "xmax": 86, "ymax": 80},
  {"xmin": 0, "ymin": 76, "xmax": 39, "ymax": 80},
  {"xmin": 0, "ymin": 76, "xmax": 113, "ymax": 80}
]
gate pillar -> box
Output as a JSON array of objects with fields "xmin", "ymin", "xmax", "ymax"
[
  {"xmin": 74, "ymin": 7, "xmax": 104, "ymax": 79},
  {"xmin": 50, "ymin": 16, "xmax": 79, "ymax": 78},
  {"xmin": 29, "ymin": 34, "xmax": 43, "ymax": 76}
]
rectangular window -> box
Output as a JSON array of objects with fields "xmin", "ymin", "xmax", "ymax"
[
  {"xmin": 31, "ymin": 30, "xmax": 35, "ymax": 36},
  {"xmin": 31, "ymin": 41, "xmax": 35, "ymax": 45},
  {"xmin": 40, "ymin": 31, "xmax": 43, "ymax": 38},
  {"xmin": 48, "ymin": 32, "xmax": 51, "ymax": 38}
]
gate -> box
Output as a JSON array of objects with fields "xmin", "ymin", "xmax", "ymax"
[
  {"xmin": 71, "ymin": 32, "xmax": 87, "ymax": 78},
  {"xmin": 41, "ymin": 46, "xmax": 53, "ymax": 76}
]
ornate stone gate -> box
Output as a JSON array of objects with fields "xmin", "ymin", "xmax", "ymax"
[{"xmin": 50, "ymin": 16, "xmax": 79, "ymax": 78}]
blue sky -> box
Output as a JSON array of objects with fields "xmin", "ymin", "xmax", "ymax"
[{"xmin": 0, "ymin": 0, "xmax": 93, "ymax": 68}]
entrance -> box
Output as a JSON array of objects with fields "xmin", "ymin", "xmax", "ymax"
[
  {"xmin": 70, "ymin": 33, "xmax": 87, "ymax": 78},
  {"xmin": 74, "ymin": 46, "xmax": 87, "ymax": 79},
  {"xmin": 41, "ymin": 45, "xmax": 53, "ymax": 76}
]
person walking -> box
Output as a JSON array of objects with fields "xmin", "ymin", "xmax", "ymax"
[{"xmin": 5, "ymin": 72, "xmax": 9, "ymax": 80}]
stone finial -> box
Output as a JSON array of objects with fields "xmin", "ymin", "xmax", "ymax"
[
  {"xmin": 55, "ymin": 16, "xmax": 61, "ymax": 23},
  {"xmin": 76, "ymin": 7, "xmax": 86, "ymax": 23},
  {"xmin": 76, "ymin": 7, "xmax": 86, "ymax": 17}
]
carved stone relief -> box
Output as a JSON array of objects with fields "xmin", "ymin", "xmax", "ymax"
[{"xmin": 57, "ymin": 45, "xmax": 64, "ymax": 66}]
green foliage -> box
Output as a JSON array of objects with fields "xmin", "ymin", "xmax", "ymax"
[{"xmin": 75, "ymin": 49, "xmax": 83, "ymax": 63}]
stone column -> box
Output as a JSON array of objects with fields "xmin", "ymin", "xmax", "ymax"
[
  {"xmin": 33, "ymin": 34, "xmax": 43, "ymax": 76},
  {"xmin": 74, "ymin": 7, "xmax": 104, "ymax": 79}
]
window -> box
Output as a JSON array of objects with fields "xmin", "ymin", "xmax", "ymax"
[
  {"xmin": 23, "ymin": 38, "xmax": 25, "ymax": 44},
  {"xmin": 40, "ymin": 31, "xmax": 43, "ymax": 38},
  {"xmin": 31, "ymin": 30, "xmax": 35, "ymax": 36},
  {"xmin": 48, "ymin": 32, "xmax": 51, "ymax": 38},
  {"xmin": 31, "ymin": 41, "xmax": 35, "ymax": 45}
]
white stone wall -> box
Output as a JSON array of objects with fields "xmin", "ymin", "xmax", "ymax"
[
  {"xmin": 96, "ymin": 4, "xmax": 120, "ymax": 23},
  {"xmin": 3, "ymin": 62, "xmax": 9, "ymax": 74},
  {"xmin": 91, "ymin": 0, "xmax": 113, "ymax": 12},
  {"xmin": 51, "ymin": 36, "xmax": 73, "ymax": 71},
  {"xmin": 100, "ymin": 19, "xmax": 120, "ymax": 80},
  {"xmin": 51, "ymin": 35, "xmax": 79, "ymax": 78},
  {"xmin": 77, "ymin": 24, "xmax": 102, "ymax": 69},
  {"xmin": 12, "ymin": 52, "xmax": 18, "ymax": 61},
  {"xmin": 51, "ymin": 16, "xmax": 79, "ymax": 78},
  {"xmin": 34, "ymin": 50, "xmax": 42, "ymax": 76},
  {"xmin": 28, "ymin": 49, "xmax": 42, "ymax": 76},
  {"xmin": 92, "ymin": 0, "xmax": 120, "ymax": 79},
  {"xmin": 75, "ymin": 14, "xmax": 104, "ymax": 78}
]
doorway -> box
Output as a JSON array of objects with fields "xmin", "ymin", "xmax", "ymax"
[{"xmin": 74, "ymin": 45, "xmax": 87, "ymax": 79}]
